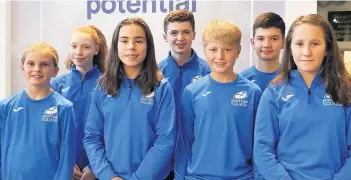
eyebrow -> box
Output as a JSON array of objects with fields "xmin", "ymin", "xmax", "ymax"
[{"xmin": 119, "ymin": 36, "xmax": 145, "ymax": 39}]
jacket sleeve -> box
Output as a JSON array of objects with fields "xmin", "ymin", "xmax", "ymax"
[
  {"xmin": 53, "ymin": 104, "xmax": 76, "ymax": 180},
  {"xmin": 130, "ymin": 82, "xmax": 176, "ymax": 180},
  {"xmin": 253, "ymin": 87, "xmax": 293, "ymax": 180},
  {"xmin": 333, "ymin": 107, "xmax": 351, "ymax": 180},
  {"xmin": 174, "ymin": 88, "xmax": 195, "ymax": 180},
  {"xmin": 83, "ymin": 88, "xmax": 118, "ymax": 180}
]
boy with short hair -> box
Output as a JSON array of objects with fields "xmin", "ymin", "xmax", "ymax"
[
  {"xmin": 158, "ymin": 10, "xmax": 210, "ymax": 179},
  {"xmin": 175, "ymin": 20, "xmax": 261, "ymax": 179},
  {"xmin": 240, "ymin": 12, "xmax": 285, "ymax": 90}
]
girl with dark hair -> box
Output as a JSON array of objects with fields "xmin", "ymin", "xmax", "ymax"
[
  {"xmin": 84, "ymin": 18, "xmax": 176, "ymax": 180},
  {"xmin": 254, "ymin": 14, "xmax": 351, "ymax": 180},
  {"xmin": 51, "ymin": 25, "xmax": 108, "ymax": 180}
]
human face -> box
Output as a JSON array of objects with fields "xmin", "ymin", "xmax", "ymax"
[
  {"xmin": 163, "ymin": 21, "xmax": 195, "ymax": 55},
  {"xmin": 291, "ymin": 24, "xmax": 326, "ymax": 75},
  {"xmin": 118, "ymin": 24, "xmax": 147, "ymax": 73},
  {"xmin": 70, "ymin": 32, "xmax": 98, "ymax": 70},
  {"xmin": 21, "ymin": 51, "xmax": 59, "ymax": 87},
  {"xmin": 251, "ymin": 27, "xmax": 284, "ymax": 62},
  {"xmin": 204, "ymin": 41, "xmax": 241, "ymax": 75}
]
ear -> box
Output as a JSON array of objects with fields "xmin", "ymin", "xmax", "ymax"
[
  {"xmin": 95, "ymin": 47, "xmax": 99, "ymax": 55},
  {"xmin": 281, "ymin": 37, "xmax": 286, "ymax": 49},
  {"xmin": 250, "ymin": 38, "xmax": 255, "ymax": 48},
  {"xmin": 21, "ymin": 64, "xmax": 24, "ymax": 72},
  {"xmin": 53, "ymin": 67, "xmax": 60, "ymax": 78},
  {"xmin": 238, "ymin": 45, "xmax": 242, "ymax": 54},
  {"xmin": 163, "ymin": 33, "xmax": 167, "ymax": 42},
  {"xmin": 192, "ymin": 31, "xmax": 196, "ymax": 40}
]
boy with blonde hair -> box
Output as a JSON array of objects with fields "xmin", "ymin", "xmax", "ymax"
[{"xmin": 175, "ymin": 20, "xmax": 261, "ymax": 179}]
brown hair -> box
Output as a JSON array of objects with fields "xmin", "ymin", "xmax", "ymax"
[
  {"xmin": 163, "ymin": 9, "xmax": 195, "ymax": 33},
  {"xmin": 65, "ymin": 25, "xmax": 108, "ymax": 72},
  {"xmin": 99, "ymin": 17, "xmax": 162, "ymax": 96},
  {"xmin": 253, "ymin": 12, "xmax": 285, "ymax": 37},
  {"xmin": 272, "ymin": 14, "xmax": 351, "ymax": 106}
]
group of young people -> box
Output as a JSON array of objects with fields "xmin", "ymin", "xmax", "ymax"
[{"xmin": 0, "ymin": 9, "xmax": 350, "ymax": 180}]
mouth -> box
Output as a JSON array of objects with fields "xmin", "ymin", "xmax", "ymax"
[
  {"xmin": 74, "ymin": 58, "xmax": 86, "ymax": 61},
  {"xmin": 176, "ymin": 43, "xmax": 187, "ymax": 48},
  {"xmin": 214, "ymin": 62, "xmax": 226, "ymax": 66},
  {"xmin": 31, "ymin": 75, "xmax": 44, "ymax": 78},
  {"xmin": 126, "ymin": 54, "xmax": 139, "ymax": 59}
]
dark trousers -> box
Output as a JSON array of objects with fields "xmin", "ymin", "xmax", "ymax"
[{"xmin": 164, "ymin": 171, "xmax": 174, "ymax": 180}]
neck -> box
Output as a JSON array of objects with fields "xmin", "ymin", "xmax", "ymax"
[
  {"xmin": 298, "ymin": 70, "xmax": 318, "ymax": 88},
  {"xmin": 211, "ymin": 72, "xmax": 237, "ymax": 83},
  {"xmin": 123, "ymin": 65, "xmax": 142, "ymax": 79},
  {"xmin": 171, "ymin": 49, "xmax": 192, "ymax": 66},
  {"xmin": 76, "ymin": 63, "xmax": 94, "ymax": 79},
  {"xmin": 26, "ymin": 85, "xmax": 52, "ymax": 100},
  {"xmin": 256, "ymin": 58, "xmax": 280, "ymax": 73}
]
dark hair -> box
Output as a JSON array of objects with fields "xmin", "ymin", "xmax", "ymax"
[
  {"xmin": 65, "ymin": 25, "xmax": 108, "ymax": 73},
  {"xmin": 163, "ymin": 9, "xmax": 195, "ymax": 33},
  {"xmin": 253, "ymin": 12, "xmax": 285, "ymax": 37},
  {"xmin": 272, "ymin": 14, "xmax": 351, "ymax": 106},
  {"xmin": 99, "ymin": 17, "xmax": 162, "ymax": 96}
]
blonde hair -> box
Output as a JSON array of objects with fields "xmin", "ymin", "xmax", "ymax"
[
  {"xmin": 202, "ymin": 20, "xmax": 242, "ymax": 47},
  {"xmin": 65, "ymin": 25, "xmax": 108, "ymax": 72},
  {"xmin": 21, "ymin": 41, "xmax": 59, "ymax": 67}
]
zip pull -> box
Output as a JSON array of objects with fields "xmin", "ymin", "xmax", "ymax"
[
  {"xmin": 179, "ymin": 66, "xmax": 182, "ymax": 76},
  {"xmin": 307, "ymin": 88, "xmax": 311, "ymax": 104}
]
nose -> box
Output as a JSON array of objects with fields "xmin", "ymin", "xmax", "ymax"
[
  {"xmin": 127, "ymin": 42, "xmax": 135, "ymax": 50},
  {"xmin": 302, "ymin": 45, "xmax": 312, "ymax": 56},
  {"xmin": 216, "ymin": 50, "xmax": 224, "ymax": 60},
  {"xmin": 263, "ymin": 39, "xmax": 272, "ymax": 48},
  {"xmin": 33, "ymin": 64, "xmax": 41, "ymax": 71},
  {"xmin": 177, "ymin": 32, "xmax": 185, "ymax": 40},
  {"xmin": 76, "ymin": 47, "xmax": 83, "ymax": 55}
]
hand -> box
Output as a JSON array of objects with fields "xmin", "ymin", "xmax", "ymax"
[
  {"xmin": 111, "ymin": 177, "xmax": 123, "ymax": 180},
  {"xmin": 80, "ymin": 166, "xmax": 96, "ymax": 180},
  {"xmin": 72, "ymin": 164, "xmax": 83, "ymax": 180}
]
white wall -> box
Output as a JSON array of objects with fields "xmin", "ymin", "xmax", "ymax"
[
  {"xmin": 6, "ymin": 0, "xmax": 319, "ymax": 95},
  {"xmin": 0, "ymin": 1, "xmax": 11, "ymax": 99}
]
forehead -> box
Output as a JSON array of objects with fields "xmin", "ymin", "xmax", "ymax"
[
  {"xmin": 291, "ymin": 24, "xmax": 325, "ymax": 41},
  {"xmin": 119, "ymin": 24, "xmax": 146, "ymax": 38},
  {"xmin": 71, "ymin": 32, "xmax": 95, "ymax": 44},
  {"xmin": 255, "ymin": 27, "xmax": 283, "ymax": 37},
  {"xmin": 205, "ymin": 40, "xmax": 239, "ymax": 48},
  {"xmin": 25, "ymin": 51, "xmax": 54, "ymax": 63},
  {"xmin": 166, "ymin": 21, "xmax": 193, "ymax": 31}
]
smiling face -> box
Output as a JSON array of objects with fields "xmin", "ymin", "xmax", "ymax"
[
  {"xmin": 117, "ymin": 24, "xmax": 147, "ymax": 74},
  {"xmin": 69, "ymin": 31, "xmax": 98, "ymax": 70},
  {"xmin": 252, "ymin": 27, "xmax": 284, "ymax": 62},
  {"xmin": 163, "ymin": 21, "xmax": 195, "ymax": 56},
  {"xmin": 290, "ymin": 24, "xmax": 326, "ymax": 76},
  {"xmin": 204, "ymin": 40, "xmax": 241, "ymax": 75},
  {"xmin": 21, "ymin": 51, "xmax": 59, "ymax": 88}
]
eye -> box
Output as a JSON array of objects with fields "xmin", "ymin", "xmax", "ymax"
[
  {"xmin": 295, "ymin": 42, "xmax": 303, "ymax": 47},
  {"xmin": 84, "ymin": 46, "xmax": 90, "ymax": 49},
  {"xmin": 256, "ymin": 37, "xmax": 263, "ymax": 41},
  {"xmin": 272, "ymin": 37, "xmax": 278, "ymax": 41},
  {"xmin": 136, "ymin": 40, "xmax": 144, "ymax": 44},
  {"xmin": 312, "ymin": 42, "xmax": 320, "ymax": 46},
  {"xmin": 27, "ymin": 62, "xmax": 34, "ymax": 66},
  {"xmin": 120, "ymin": 40, "xmax": 127, "ymax": 43},
  {"xmin": 225, "ymin": 49, "xmax": 232, "ymax": 52},
  {"xmin": 170, "ymin": 32, "xmax": 177, "ymax": 36},
  {"xmin": 209, "ymin": 48, "xmax": 216, "ymax": 52},
  {"xmin": 71, "ymin": 45, "xmax": 77, "ymax": 48}
]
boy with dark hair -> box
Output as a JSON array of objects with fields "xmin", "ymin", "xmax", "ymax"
[{"xmin": 240, "ymin": 12, "xmax": 285, "ymax": 90}]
